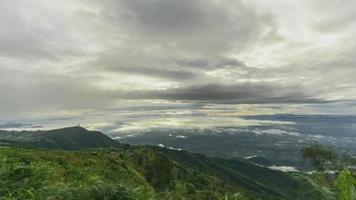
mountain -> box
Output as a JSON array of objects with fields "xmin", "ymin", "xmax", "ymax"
[
  {"xmin": 0, "ymin": 127, "xmax": 335, "ymax": 199},
  {"xmin": 0, "ymin": 126, "xmax": 119, "ymax": 150}
]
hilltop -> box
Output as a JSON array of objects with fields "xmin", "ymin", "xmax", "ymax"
[{"xmin": 0, "ymin": 126, "xmax": 119, "ymax": 150}]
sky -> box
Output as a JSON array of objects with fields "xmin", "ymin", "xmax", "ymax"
[{"xmin": 1, "ymin": 0, "xmax": 356, "ymax": 133}]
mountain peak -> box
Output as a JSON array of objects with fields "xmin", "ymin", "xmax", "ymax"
[{"xmin": 58, "ymin": 126, "xmax": 89, "ymax": 131}]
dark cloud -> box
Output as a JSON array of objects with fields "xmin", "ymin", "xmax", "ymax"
[
  {"xmin": 114, "ymin": 83, "xmax": 326, "ymax": 104},
  {"xmin": 102, "ymin": 66, "xmax": 197, "ymax": 80},
  {"xmin": 105, "ymin": 102, "xmax": 204, "ymax": 112},
  {"xmin": 101, "ymin": 0, "xmax": 277, "ymax": 54},
  {"xmin": 175, "ymin": 57, "xmax": 245, "ymax": 69},
  {"xmin": 118, "ymin": 0, "xmax": 210, "ymax": 34}
]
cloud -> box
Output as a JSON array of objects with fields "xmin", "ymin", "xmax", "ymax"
[
  {"xmin": 99, "ymin": 0, "xmax": 277, "ymax": 54},
  {"xmin": 106, "ymin": 66, "xmax": 197, "ymax": 81},
  {"xmin": 175, "ymin": 57, "xmax": 246, "ymax": 69},
  {"xmin": 0, "ymin": 70, "xmax": 112, "ymax": 117},
  {"xmin": 0, "ymin": 1, "xmax": 88, "ymax": 61},
  {"xmin": 0, "ymin": 0, "xmax": 356, "ymax": 127},
  {"xmin": 0, "ymin": 122, "xmax": 33, "ymax": 129},
  {"xmin": 307, "ymin": 0, "xmax": 356, "ymax": 32},
  {"xmin": 89, "ymin": 52, "xmax": 199, "ymax": 80},
  {"xmin": 112, "ymin": 83, "xmax": 325, "ymax": 104}
]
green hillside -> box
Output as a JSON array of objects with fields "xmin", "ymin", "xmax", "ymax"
[
  {"xmin": 0, "ymin": 127, "xmax": 336, "ymax": 199},
  {"xmin": 0, "ymin": 146, "xmax": 334, "ymax": 200},
  {"xmin": 0, "ymin": 127, "xmax": 119, "ymax": 150}
]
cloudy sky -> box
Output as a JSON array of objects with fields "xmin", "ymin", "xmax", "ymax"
[{"xmin": 1, "ymin": 0, "xmax": 356, "ymax": 132}]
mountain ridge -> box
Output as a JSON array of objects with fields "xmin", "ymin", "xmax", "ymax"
[{"xmin": 0, "ymin": 126, "xmax": 119, "ymax": 150}]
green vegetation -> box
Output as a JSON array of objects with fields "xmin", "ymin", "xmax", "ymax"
[
  {"xmin": 0, "ymin": 147, "xmax": 252, "ymax": 200},
  {"xmin": 301, "ymin": 143, "xmax": 356, "ymax": 200},
  {"xmin": 335, "ymin": 170, "xmax": 356, "ymax": 200},
  {"xmin": 0, "ymin": 127, "xmax": 119, "ymax": 150},
  {"xmin": 302, "ymin": 142, "xmax": 337, "ymax": 173},
  {"xmin": 0, "ymin": 145, "xmax": 333, "ymax": 200},
  {"xmin": 0, "ymin": 127, "xmax": 341, "ymax": 199}
]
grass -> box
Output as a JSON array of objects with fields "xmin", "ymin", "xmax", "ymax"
[{"xmin": 0, "ymin": 146, "xmax": 335, "ymax": 200}]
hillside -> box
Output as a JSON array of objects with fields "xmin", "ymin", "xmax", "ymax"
[
  {"xmin": 0, "ymin": 146, "xmax": 335, "ymax": 200},
  {"xmin": 245, "ymin": 156, "xmax": 275, "ymax": 166},
  {"xmin": 0, "ymin": 127, "xmax": 119, "ymax": 150},
  {"xmin": 0, "ymin": 127, "xmax": 335, "ymax": 199}
]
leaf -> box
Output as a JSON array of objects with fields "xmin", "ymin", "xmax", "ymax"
[{"xmin": 335, "ymin": 170, "xmax": 356, "ymax": 200}]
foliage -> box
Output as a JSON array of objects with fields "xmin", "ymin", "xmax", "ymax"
[
  {"xmin": 302, "ymin": 142, "xmax": 337, "ymax": 173},
  {"xmin": 0, "ymin": 146, "xmax": 331, "ymax": 200},
  {"xmin": 0, "ymin": 147, "xmax": 248, "ymax": 200},
  {"xmin": 301, "ymin": 143, "xmax": 356, "ymax": 200},
  {"xmin": 335, "ymin": 170, "xmax": 356, "ymax": 200}
]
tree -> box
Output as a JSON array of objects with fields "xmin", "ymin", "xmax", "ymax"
[
  {"xmin": 301, "ymin": 142, "xmax": 337, "ymax": 173},
  {"xmin": 301, "ymin": 143, "xmax": 356, "ymax": 199}
]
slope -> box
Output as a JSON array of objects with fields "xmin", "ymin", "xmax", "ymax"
[
  {"xmin": 0, "ymin": 127, "xmax": 119, "ymax": 150},
  {"xmin": 0, "ymin": 127, "xmax": 335, "ymax": 199}
]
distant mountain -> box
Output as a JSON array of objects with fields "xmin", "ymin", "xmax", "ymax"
[{"xmin": 0, "ymin": 126, "xmax": 119, "ymax": 150}]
